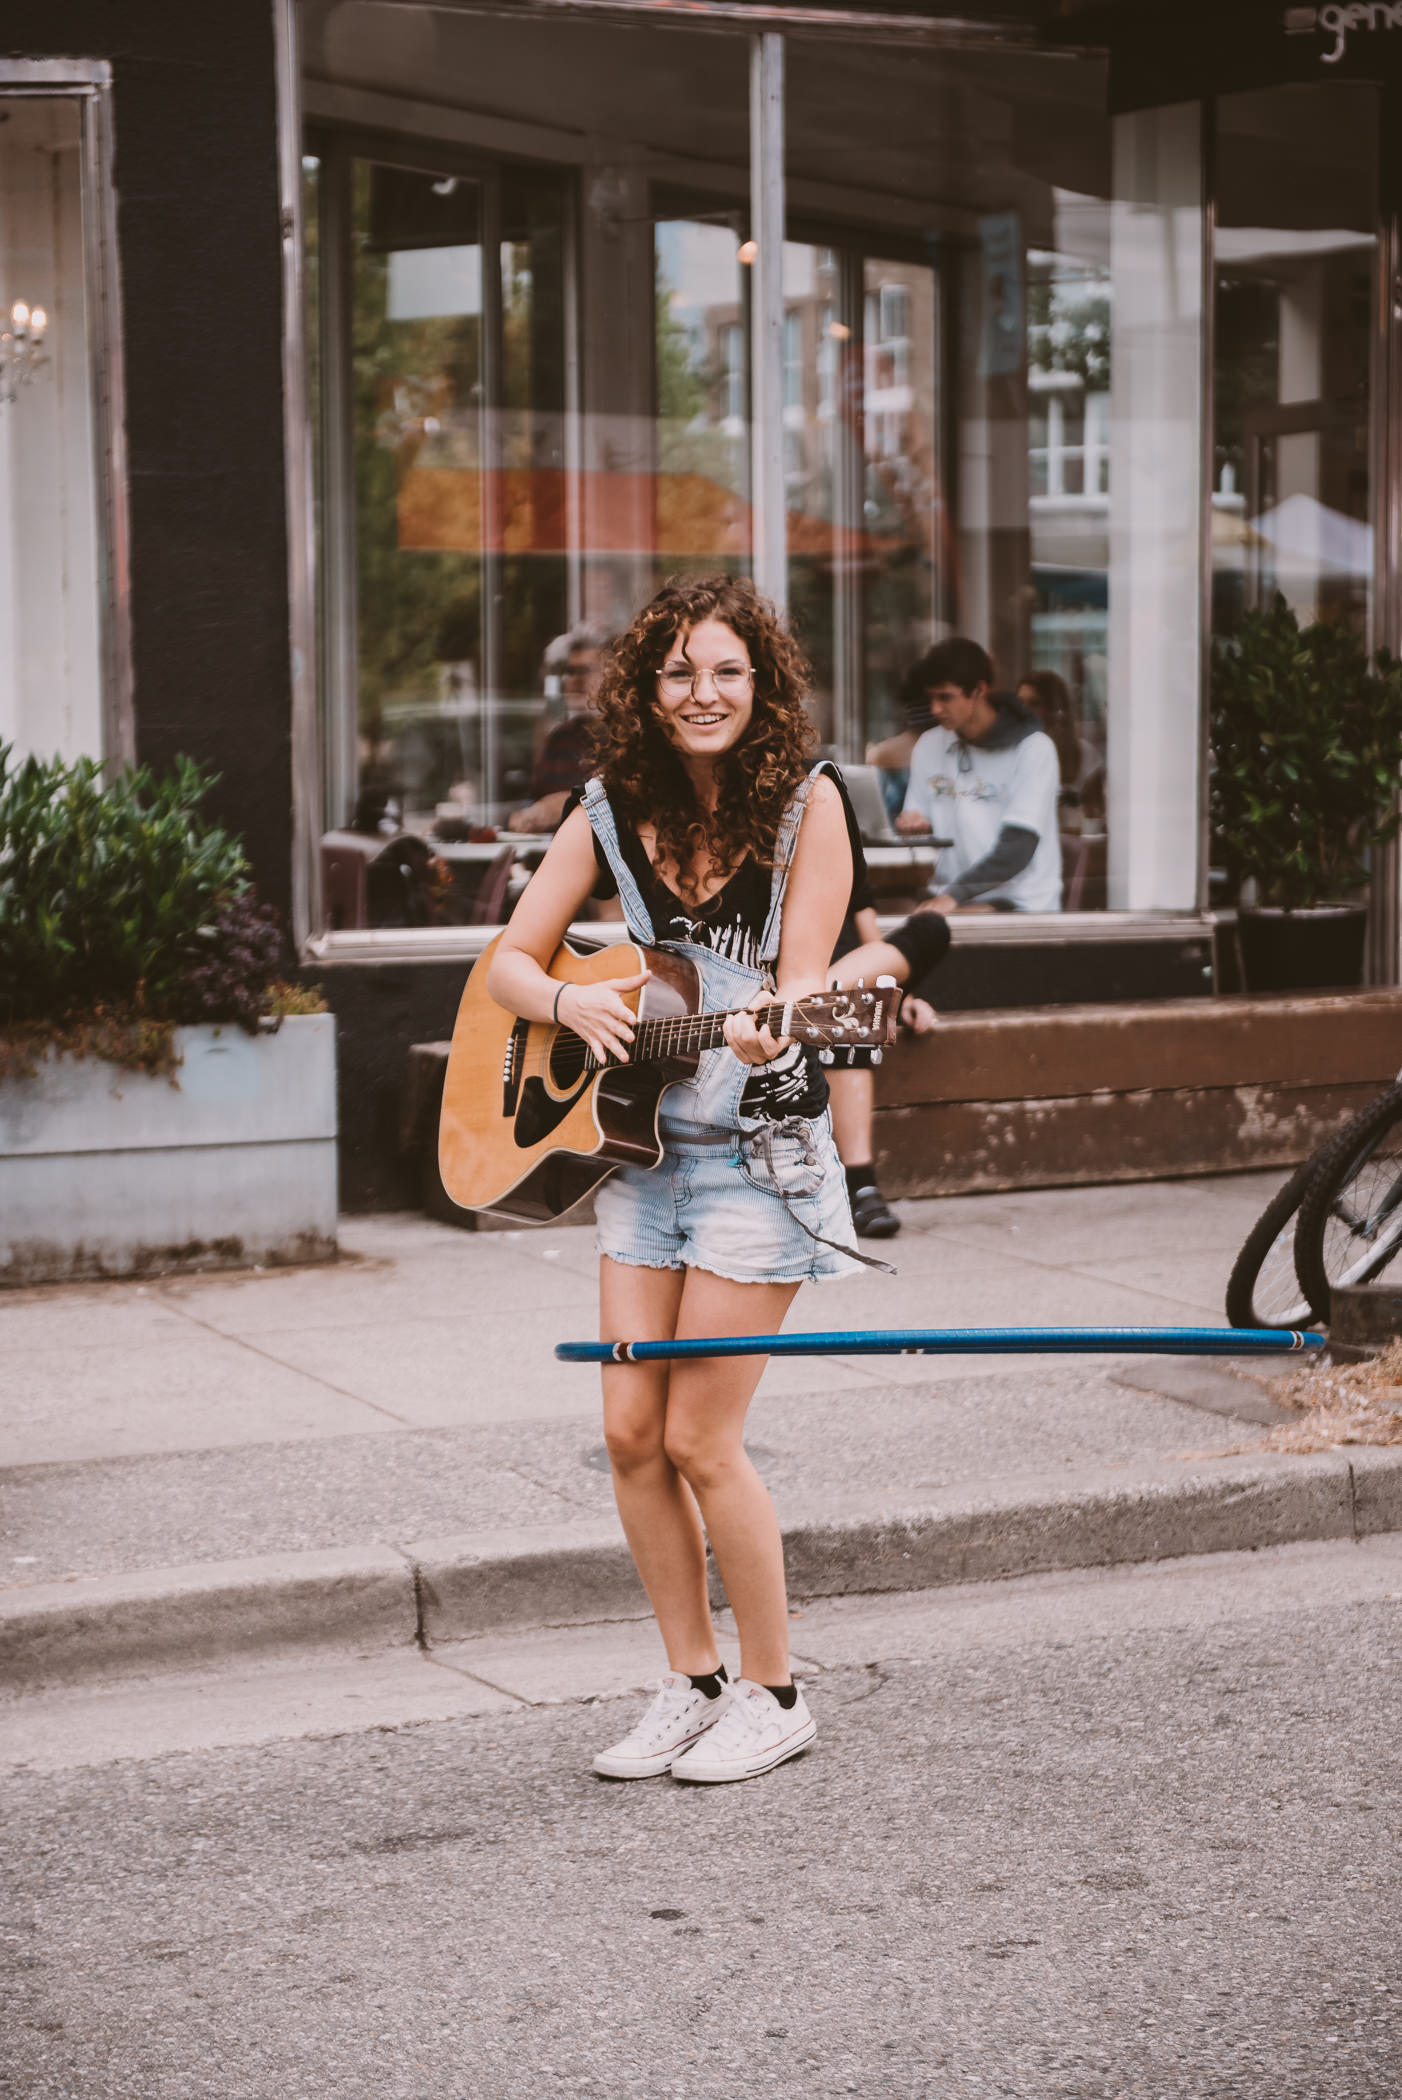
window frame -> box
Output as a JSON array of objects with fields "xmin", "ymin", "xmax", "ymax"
[
  {"xmin": 291, "ymin": 11, "xmax": 1221, "ymax": 959},
  {"xmin": 0, "ymin": 57, "xmax": 132, "ymax": 765}
]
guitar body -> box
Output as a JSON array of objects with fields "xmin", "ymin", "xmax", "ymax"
[{"xmin": 438, "ymin": 933, "xmax": 701, "ymax": 1222}]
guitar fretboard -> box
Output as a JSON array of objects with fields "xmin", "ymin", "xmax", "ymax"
[
  {"xmin": 631, "ymin": 1003, "xmax": 789, "ymax": 1063},
  {"xmin": 560, "ymin": 1002, "xmax": 792, "ymax": 1071}
]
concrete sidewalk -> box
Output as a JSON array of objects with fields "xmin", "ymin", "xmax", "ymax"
[{"xmin": 4, "ymin": 1172, "xmax": 1399, "ymax": 1689}]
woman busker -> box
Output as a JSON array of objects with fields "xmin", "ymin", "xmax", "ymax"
[{"xmin": 487, "ymin": 574, "xmax": 867, "ymax": 1785}]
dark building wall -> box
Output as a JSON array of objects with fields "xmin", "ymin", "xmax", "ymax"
[{"xmin": 16, "ymin": 2, "xmax": 294, "ymax": 919}]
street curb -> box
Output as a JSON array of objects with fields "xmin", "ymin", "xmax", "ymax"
[
  {"xmin": 0, "ymin": 1545, "xmax": 414, "ymax": 1693},
  {"xmin": 4, "ymin": 1448, "xmax": 1401, "ymax": 1693}
]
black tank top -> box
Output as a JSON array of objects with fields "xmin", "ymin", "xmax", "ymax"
[{"xmin": 565, "ymin": 766, "xmax": 871, "ymax": 1119}]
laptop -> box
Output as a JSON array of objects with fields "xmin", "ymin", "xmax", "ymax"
[{"xmin": 839, "ymin": 762, "xmax": 901, "ymax": 845}]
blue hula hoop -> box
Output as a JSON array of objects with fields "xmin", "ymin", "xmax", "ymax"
[{"xmin": 556, "ymin": 1325, "xmax": 1324, "ymax": 1366}]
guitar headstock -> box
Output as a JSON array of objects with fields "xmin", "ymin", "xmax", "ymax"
[{"xmin": 788, "ymin": 977, "xmax": 899, "ymax": 1058}]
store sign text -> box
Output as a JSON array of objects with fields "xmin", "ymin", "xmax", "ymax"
[{"xmin": 1286, "ymin": 3, "xmax": 1402, "ymax": 65}]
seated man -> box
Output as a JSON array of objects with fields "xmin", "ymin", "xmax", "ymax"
[
  {"xmin": 896, "ymin": 636, "xmax": 1062, "ymax": 915},
  {"xmin": 508, "ymin": 623, "xmax": 615, "ymax": 835}
]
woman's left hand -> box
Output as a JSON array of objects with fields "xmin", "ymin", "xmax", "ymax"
[{"xmin": 724, "ymin": 991, "xmax": 789, "ymax": 1067}]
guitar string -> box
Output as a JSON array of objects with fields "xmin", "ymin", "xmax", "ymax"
[{"xmin": 547, "ymin": 994, "xmax": 878, "ymax": 1074}]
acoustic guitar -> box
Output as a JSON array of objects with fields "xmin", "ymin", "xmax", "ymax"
[{"xmin": 438, "ymin": 932, "xmax": 899, "ymax": 1222}]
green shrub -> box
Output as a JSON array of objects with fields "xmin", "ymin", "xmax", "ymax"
[
  {"xmin": 1211, "ymin": 597, "xmax": 1402, "ymax": 909},
  {"xmin": 0, "ymin": 746, "xmax": 265, "ymax": 1030}
]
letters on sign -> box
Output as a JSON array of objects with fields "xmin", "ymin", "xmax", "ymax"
[{"xmin": 1286, "ymin": 3, "xmax": 1402, "ymax": 66}]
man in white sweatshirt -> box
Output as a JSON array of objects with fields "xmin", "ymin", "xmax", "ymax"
[{"xmin": 895, "ymin": 636, "xmax": 1063, "ymax": 914}]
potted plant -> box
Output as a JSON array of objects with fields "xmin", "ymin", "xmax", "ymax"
[
  {"xmin": 1211, "ymin": 596, "xmax": 1402, "ymax": 992},
  {"xmin": 0, "ymin": 746, "xmax": 336, "ymax": 1285}
]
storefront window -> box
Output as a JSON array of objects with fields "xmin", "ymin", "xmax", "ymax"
[
  {"xmin": 303, "ymin": 9, "xmax": 1219, "ymax": 930},
  {"xmin": 783, "ymin": 41, "xmax": 1116, "ymax": 906},
  {"xmin": 304, "ymin": 3, "xmax": 750, "ymax": 927},
  {"xmin": 0, "ymin": 92, "xmax": 106, "ymax": 762},
  {"xmin": 1211, "ymin": 84, "xmax": 1377, "ymax": 643},
  {"xmin": 655, "ymin": 219, "xmax": 751, "ymax": 582}
]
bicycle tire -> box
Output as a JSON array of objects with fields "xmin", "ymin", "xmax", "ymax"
[
  {"xmin": 1224, "ymin": 1153, "xmax": 1323, "ymax": 1330},
  {"xmin": 1294, "ymin": 1081, "xmax": 1402, "ymax": 1323}
]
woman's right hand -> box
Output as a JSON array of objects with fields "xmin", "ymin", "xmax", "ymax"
[{"xmin": 554, "ymin": 969, "xmax": 650, "ymax": 1064}]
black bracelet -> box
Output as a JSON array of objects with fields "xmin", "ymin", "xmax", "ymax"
[{"xmin": 552, "ymin": 981, "xmax": 569, "ymax": 1024}]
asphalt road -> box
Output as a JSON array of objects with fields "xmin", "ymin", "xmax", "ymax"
[{"xmin": 4, "ymin": 1545, "xmax": 1400, "ymax": 2100}]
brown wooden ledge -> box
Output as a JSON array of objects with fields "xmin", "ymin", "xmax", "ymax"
[{"xmin": 874, "ymin": 990, "xmax": 1402, "ymax": 1196}]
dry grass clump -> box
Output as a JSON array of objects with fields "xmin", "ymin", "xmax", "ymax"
[{"xmin": 1253, "ymin": 1338, "xmax": 1402, "ymax": 1453}]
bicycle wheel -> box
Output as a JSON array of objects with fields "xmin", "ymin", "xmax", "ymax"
[
  {"xmin": 1294, "ymin": 1082, "xmax": 1402, "ymax": 1322},
  {"xmin": 1224, "ymin": 1154, "xmax": 1322, "ymax": 1330}
]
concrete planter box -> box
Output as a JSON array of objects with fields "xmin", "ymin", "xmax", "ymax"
[{"xmin": 0, "ymin": 1015, "xmax": 337, "ymax": 1286}]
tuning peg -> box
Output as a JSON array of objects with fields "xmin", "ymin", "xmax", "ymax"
[
  {"xmin": 870, "ymin": 1048, "xmax": 883, "ymax": 1065},
  {"xmin": 875, "ymin": 974, "xmax": 897, "ymax": 989},
  {"xmin": 818, "ymin": 1047, "xmax": 835, "ymax": 1066}
]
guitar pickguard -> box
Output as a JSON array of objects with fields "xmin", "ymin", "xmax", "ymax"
[{"xmin": 514, "ymin": 1070, "xmax": 596, "ymax": 1149}]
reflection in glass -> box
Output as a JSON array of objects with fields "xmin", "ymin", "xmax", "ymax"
[
  {"xmin": 307, "ymin": 6, "xmax": 751, "ymax": 931},
  {"xmin": 783, "ymin": 38, "xmax": 1114, "ymax": 905},
  {"xmin": 654, "ymin": 218, "xmax": 751, "ymax": 584},
  {"xmin": 1028, "ymin": 220, "xmax": 1111, "ymax": 801},
  {"xmin": 351, "ymin": 160, "xmax": 485, "ymax": 847},
  {"xmin": 1212, "ymin": 84, "xmax": 1377, "ymax": 642},
  {"xmin": 0, "ymin": 95, "xmax": 103, "ymax": 761},
  {"xmin": 860, "ymin": 256, "xmax": 940, "ymax": 749}
]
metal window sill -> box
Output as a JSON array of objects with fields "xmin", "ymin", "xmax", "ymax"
[{"xmin": 303, "ymin": 910, "xmax": 1211, "ymax": 967}]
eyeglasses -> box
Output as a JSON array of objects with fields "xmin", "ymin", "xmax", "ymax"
[{"xmin": 657, "ymin": 663, "xmax": 755, "ymax": 702}]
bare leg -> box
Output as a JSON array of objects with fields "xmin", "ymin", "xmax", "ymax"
[
  {"xmin": 829, "ymin": 940, "xmax": 907, "ymax": 1165},
  {"xmin": 827, "ymin": 936, "xmax": 911, "ymax": 993},
  {"xmin": 827, "ymin": 1064, "xmax": 876, "ymax": 1169},
  {"xmin": 660, "ymin": 1268, "xmax": 800, "ymax": 1688},
  {"xmin": 598, "ymin": 1256, "xmax": 718, "ymax": 1675}
]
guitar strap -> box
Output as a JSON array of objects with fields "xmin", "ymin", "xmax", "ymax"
[
  {"xmin": 578, "ymin": 777, "xmax": 656, "ymax": 943},
  {"xmin": 757, "ymin": 760, "xmax": 830, "ymax": 976}
]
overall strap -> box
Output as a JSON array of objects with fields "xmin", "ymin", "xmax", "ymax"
[
  {"xmin": 758, "ymin": 760, "xmax": 830, "ymax": 968},
  {"xmin": 578, "ymin": 777, "xmax": 656, "ymax": 944}
]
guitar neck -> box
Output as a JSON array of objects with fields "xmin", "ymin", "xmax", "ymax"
[
  {"xmin": 628, "ymin": 1001, "xmax": 788, "ymax": 1064},
  {"xmin": 558, "ymin": 1000, "xmax": 790, "ymax": 1069}
]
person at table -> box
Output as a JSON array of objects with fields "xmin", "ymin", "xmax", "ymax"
[
  {"xmin": 896, "ymin": 637, "xmax": 1062, "ymax": 914},
  {"xmin": 863, "ymin": 657, "xmax": 944, "ymax": 824},
  {"xmin": 508, "ymin": 623, "xmax": 616, "ymax": 835}
]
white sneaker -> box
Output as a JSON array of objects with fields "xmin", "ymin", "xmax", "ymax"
[
  {"xmin": 591, "ymin": 1671, "xmax": 731, "ymax": 1779},
  {"xmin": 669, "ymin": 1679, "xmax": 815, "ymax": 1785}
]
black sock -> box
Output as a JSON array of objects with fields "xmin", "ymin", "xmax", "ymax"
[
  {"xmin": 844, "ymin": 1161, "xmax": 877, "ymax": 1194},
  {"xmin": 687, "ymin": 1664, "xmax": 728, "ymax": 1699},
  {"xmin": 765, "ymin": 1682, "xmax": 798, "ymax": 1710}
]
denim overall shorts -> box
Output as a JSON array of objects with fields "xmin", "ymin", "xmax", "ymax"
[{"xmin": 579, "ymin": 771, "xmax": 865, "ymax": 1286}]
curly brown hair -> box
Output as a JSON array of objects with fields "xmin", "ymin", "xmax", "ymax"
[{"xmin": 589, "ymin": 574, "xmax": 816, "ymax": 901}]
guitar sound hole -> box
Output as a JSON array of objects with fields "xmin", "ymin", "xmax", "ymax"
[{"xmin": 549, "ymin": 1023, "xmax": 592, "ymax": 1088}]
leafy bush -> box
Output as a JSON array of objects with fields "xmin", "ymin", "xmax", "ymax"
[
  {"xmin": 0, "ymin": 746, "xmax": 294, "ymax": 1034},
  {"xmin": 1211, "ymin": 597, "xmax": 1402, "ymax": 909},
  {"xmin": 169, "ymin": 891, "xmax": 283, "ymax": 1032}
]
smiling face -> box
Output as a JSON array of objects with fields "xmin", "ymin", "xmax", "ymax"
[{"xmin": 654, "ymin": 617, "xmax": 756, "ymax": 766}]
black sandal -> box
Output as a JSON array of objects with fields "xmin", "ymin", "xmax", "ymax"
[{"xmin": 848, "ymin": 1180, "xmax": 901, "ymax": 1240}]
